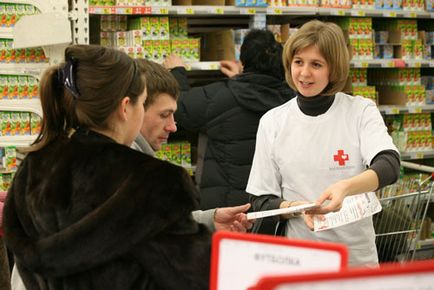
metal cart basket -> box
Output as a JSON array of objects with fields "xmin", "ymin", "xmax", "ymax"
[{"xmin": 373, "ymin": 161, "xmax": 434, "ymax": 263}]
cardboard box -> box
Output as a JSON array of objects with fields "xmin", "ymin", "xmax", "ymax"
[
  {"xmin": 172, "ymin": 0, "xmax": 192, "ymax": 4},
  {"xmin": 193, "ymin": 0, "xmax": 225, "ymax": 5},
  {"xmin": 201, "ymin": 29, "xmax": 235, "ymax": 61}
]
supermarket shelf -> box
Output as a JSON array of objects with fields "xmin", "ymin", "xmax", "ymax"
[
  {"xmin": 0, "ymin": 135, "xmax": 38, "ymax": 147},
  {"xmin": 379, "ymin": 104, "xmax": 434, "ymax": 115},
  {"xmin": 0, "ymin": 27, "xmax": 13, "ymax": 39},
  {"xmin": 185, "ymin": 61, "xmax": 220, "ymax": 71},
  {"xmin": 0, "ymin": 63, "xmax": 49, "ymax": 77},
  {"xmin": 417, "ymin": 238, "xmax": 434, "ymax": 249},
  {"xmin": 351, "ymin": 59, "xmax": 434, "ymax": 68},
  {"xmin": 0, "ymin": 99, "xmax": 42, "ymax": 117},
  {"xmin": 318, "ymin": 7, "xmax": 434, "ymax": 18},
  {"xmin": 89, "ymin": 5, "xmax": 434, "ymax": 18},
  {"xmin": 89, "ymin": 5, "xmax": 267, "ymax": 15},
  {"xmin": 401, "ymin": 150, "xmax": 434, "ymax": 160},
  {"xmin": 1, "ymin": 0, "xmax": 69, "ymax": 14}
]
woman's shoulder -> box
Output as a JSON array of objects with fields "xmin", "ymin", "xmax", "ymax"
[
  {"xmin": 337, "ymin": 92, "xmax": 376, "ymax": 106},
  {"xmin": 261, "ymin": 98, "xmax": 296, "ymax": 123}
]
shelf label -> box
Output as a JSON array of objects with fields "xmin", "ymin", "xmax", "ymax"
[
  {"xmin": 103, "ymin": 7, "xmax": 115, "ymax": 14},
  {"xmin": 411, "ymin": 152, "xmax": 425, "ymax": 159},
  {"xmin": 122, "ymin": 7, "xmax": 132, "ymax": 14},
  {"xmin": 267, "ymin": 7, "xmax": 282, "ymax": 14},
  {"xmin": 241, "ymin": 8, "xmax": 256, "ymax": 14},
  {"xmin": 408, "ymin": 107, "xmax": 422, "ymax": 113},
  {"xmin": 131, "ymin": 6, "xmax": 152, "ymax": 14},
  {"xmin": 385, "ymin": 107, "xmax": 400, "ymax": 114},
  {"xmin": 405, "ymin": 12, "xmax": 417, "ymax": 18},
  {"xmin": 209, "ymin": 7, "xmax": 224, "ymax": 14},
  {"xmin": 178, "ymin": 7, "xmax": 194, "ymax": 14},
  {"xmin": 353, "ymin": 61, "xmax": 369, "ymax": 68},
  {"xmin": 154, "ymin": 7, "xmax": 169, "ymax": 14},
  {"xmin": 350, "ymin": 10, "xmax": 365, "ymax": 16},
  {"xmin": 209, "ymin": 63, "xmax": 219, "ymax": 70},
  {"xmin": 381, "ymin": 60, "xmax": 395, "ymax": 67},
  {"xmin": 331, "ymin": 10, "xmax": 345, "ymax": 16},
  {"xmin": 383, "ymin": 11, "xmax": 397, "ymax": 17}
]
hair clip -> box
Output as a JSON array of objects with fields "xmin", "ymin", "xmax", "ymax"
[{"xmin": 60, "ymin": 57, "xmax": 80, "ymax": 99}]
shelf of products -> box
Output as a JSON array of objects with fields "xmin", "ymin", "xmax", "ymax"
[
  {"xmin": 0, "ymin": 1, "xmax": 46, "ymax": 149},
  {"xmin": 89, "ymin": 5, "xmax": 434, "ymax": 17}
]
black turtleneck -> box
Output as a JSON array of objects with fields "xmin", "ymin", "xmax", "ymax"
[{"xmin": 297, "ymin": 94, "xmax": 335, "ymax": 116}]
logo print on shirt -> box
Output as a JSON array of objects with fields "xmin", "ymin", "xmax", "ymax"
[{"xmin": 333, "ymin": 150, "xmax": 349, "ymax": 166}]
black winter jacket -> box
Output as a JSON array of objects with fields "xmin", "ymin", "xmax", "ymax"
[
  {"xmin": 172, "ymin": 68, "xmax": 295, "ymax": 209},
  {"xmin": 3, "ymin": 129, "xmax": 211, "ymax": 290}
]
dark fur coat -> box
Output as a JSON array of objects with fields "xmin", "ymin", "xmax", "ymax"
[{"xmin": 3, "ymin": 130, "xmax": 211, "ymax": 290}]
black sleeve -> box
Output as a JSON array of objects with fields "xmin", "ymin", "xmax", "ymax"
[
  {"xmin": 170, "ymin": 67, "xmax": 190, "ymax": 91},
  {"xmin": 172, "ymin": 69, "xmax": 212, "ymax": 132},
  {"xmin": 249, "ymin": 194, "xmax": 284, "ymax": 222},
  {"xmin": 369, "ymin": 149, "xmax": 400, "ymax": 190}
]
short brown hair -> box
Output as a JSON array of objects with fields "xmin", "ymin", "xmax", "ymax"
[
  {"xmin": 136, "ymin": 59, "xmax": 179, "ymax": 108},
  {"xmin": 283, "ymin": 20, "xmax": 350, "ymax": 96}
]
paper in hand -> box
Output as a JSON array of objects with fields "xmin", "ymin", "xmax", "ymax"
[{"xmin": 247, "ymin": 203, "xmax": 318, "ymax": 220}]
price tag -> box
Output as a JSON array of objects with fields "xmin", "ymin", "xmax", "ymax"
[
  {"xmin": 267, "ymin": 7, "xmax": 282, "ymax": 14},
  {"xmin": 430, "ymin": 61, "xmax": 434, "ymax": 67},
  {"xmin": 210, "ymin": 7, "xmax": 224, "ymax": 14},
  {"xmin": 411, "ymin": 152, "xmax": 425, "ymax": 159},
  {"xmin": 89, "ymin": 6, "xmax": 96, "ymax": 14},
  {"xmin": 385, "ymin": 107, "xmax": 400, "ymax": 114},
  {"xmin": 353, "ymin": 61, "xmax": 369, "ymax": 68},
  {"xmin": 132, "ymin": 7, "xmax": 151, "ymax": 14},
  {"xmin": 209, "ymin": 63, "xmax": 219, "ymax": 70},
  {"xmin": 350, "ymin": 10, "xmax": 365, "ymax": 16},
  {"xmin": 408, "ymin": 107, "xmax": 422, "ymax": 113},
  {"xmin": 381, "ymin": 60, "xmax": 395, "ymax": 68},
  {"xmin": 102, "ymin": 7, "xmax": 114, "ymax": 14},
  {"xmin": 331, "ymin": 10, "xmax": 345, "ymax": 16},
  {"xmin": 407, "ymin": 12, "xmax": 417, "ymax": 18},
  {"xmin": 412, "ymin": 61, "xmax": 422, "ymax": 68},
  {"xmin": 179, "ymin": 7, "xmax": 194, "ymax": 14},
  {"xmin": 123, "ymin": 7, "xmax": 132, "ymax": 14},
  {"xmin": 156, "ymin": 7, "xmax": 168, "ymax": 14},
  {"xmin": 383, "ymin": 11, "xmax": 397, "ymax": 17},
  {"xmin": 241, "ymin": 8, "xmax": 256, "ymax": 14}
]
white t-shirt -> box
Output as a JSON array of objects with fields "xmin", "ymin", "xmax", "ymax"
[{"xmin": 247, "ymin": 92, "xmax": 398, "ymax": 266}]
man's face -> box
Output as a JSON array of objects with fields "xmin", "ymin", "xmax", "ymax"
[{"xmin": 140, "ymin": 93, "xmax": 177, "ymax": 151}]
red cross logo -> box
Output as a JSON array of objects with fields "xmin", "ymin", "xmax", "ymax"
[{"xmin": 333, "ymin": 150, "xmax": 349, "ymax": 166}]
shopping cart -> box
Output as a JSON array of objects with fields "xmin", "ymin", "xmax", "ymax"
[{"xmin": 373, "ymin": 161, "xmax": 434, "ymax": 263}]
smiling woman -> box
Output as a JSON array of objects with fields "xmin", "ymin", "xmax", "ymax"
[
  {"xmin": 246, "ymin": 20, "xmax": 401, "ymax": 267},
  {"xmin": 290, "ymin": 45, "xmax": 330, "ymax": 97}
]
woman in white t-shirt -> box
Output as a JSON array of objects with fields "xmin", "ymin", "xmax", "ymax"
[{"xmin": 246, "ymin": 20, "xmax": 400, "ymax": 267}]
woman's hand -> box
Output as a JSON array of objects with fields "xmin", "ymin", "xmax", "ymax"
[
  {"xmin": 279, "ymin": 200, "xmax": 309, "ymax": 220},
  {"xmin": 220, "ymin": 60, "xmax": 242, "ymax": 78},
  {"xmin": 311, "ymin": 180, "xmax": 350, "ymax": 215},
  {"xmin": 162, "ymin": 54, "xmax": 186, "ymax": 70}
]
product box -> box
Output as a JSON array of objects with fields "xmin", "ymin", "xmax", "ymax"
[{"xmin": 201, "ymin": 29, "xmax": 235, "ymax": 61}]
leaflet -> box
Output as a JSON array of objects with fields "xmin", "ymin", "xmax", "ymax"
[
  {"xmin": 313, "ymin": 192, "xmax": 382, "ymax": 232},
  {"xmin": 247, "ymin": 203, "xmax": 318, "ymax": 220}
]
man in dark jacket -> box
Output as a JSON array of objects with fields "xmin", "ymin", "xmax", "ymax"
[{"xmin": 163, "ymin": 29, "xmax": 296, "ymax": 210}]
